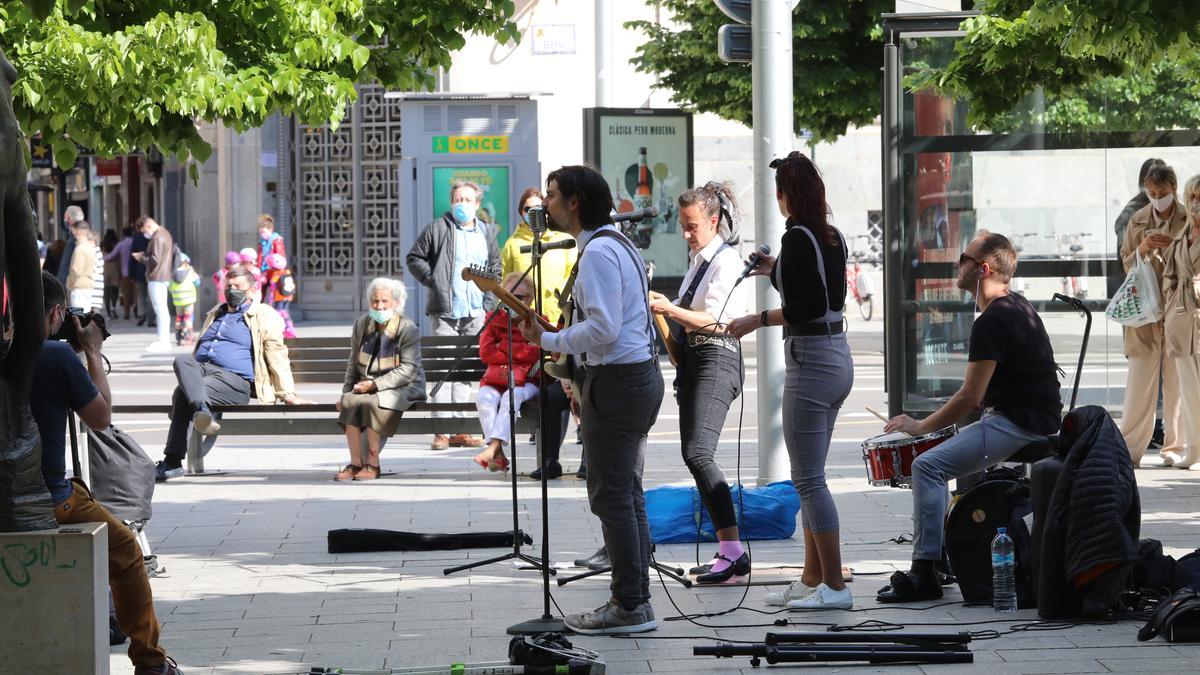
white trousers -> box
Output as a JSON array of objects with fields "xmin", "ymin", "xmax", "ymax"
[
  {"xmin": 1172, "ymin": 355, "xmax": 1200, "ymax": 467},
  {"xmin": 476, "ymin": 383, "xmax": 539, "ymax": 446},
  {"xmin": 148, "ymin": 280, "xmax": 171, "ymax": 344},
  {"xmin": 1120, "ymin": 352, "xmax": 1181, "ymax": 464}
]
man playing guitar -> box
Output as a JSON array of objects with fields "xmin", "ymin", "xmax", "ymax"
[{"xmin": 519, "ymin": 165, "xmax": 663, "ymax": 634}]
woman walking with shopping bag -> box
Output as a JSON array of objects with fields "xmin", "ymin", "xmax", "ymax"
[{"xmin": 1119, "ymin": 163, "xmax": 1188, "ymax": 466}]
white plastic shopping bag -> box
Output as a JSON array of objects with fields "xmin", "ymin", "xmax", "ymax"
[{"xmin": 1106, "ymin": 251, "xmax": 1161, "ymax": 327}]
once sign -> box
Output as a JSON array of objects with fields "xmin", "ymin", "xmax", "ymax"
[{"xmin": 432, "ymin": 135, "xmax": 510, "ymax": 154}]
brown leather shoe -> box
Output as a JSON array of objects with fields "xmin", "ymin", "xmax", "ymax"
[
  {"xmin": 334, "ymin": 464, "xmax": 361, "ymax": 481},
  {"xmin": 354, "ymin": 465, "xmax": 380, "ymax": 481},
  {"xmin": 449, "ymin": 433, "xmax": 486, "ymax": 448},
  {"xmin": 431, "ymin": 434, "xmax": 450, "ymax": 450}
]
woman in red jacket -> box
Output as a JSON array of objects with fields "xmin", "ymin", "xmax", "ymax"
[{"xmin": 473, "ymin": 274, "xmax": 543, "ymax": 473}]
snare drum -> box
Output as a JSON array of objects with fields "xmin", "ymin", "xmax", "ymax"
[{"xmin": 862, "ymin": 426, "xmax": 958, "ymax": 488}]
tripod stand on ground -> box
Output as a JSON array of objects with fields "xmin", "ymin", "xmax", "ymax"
[
  {"xmin": 555, "ymin": 544, "xmax": 693, "ymax": 589},
  {"xmin": 442, "ymin": 210, "xmax": 569, "ymax": 634},
  {"xmin": 443, "ymin": 307, "xmax": 551, "ymax": 579}
]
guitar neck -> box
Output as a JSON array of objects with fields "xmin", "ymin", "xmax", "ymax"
[{"xmin": 492, "ymin": 287, "xmax": 557, "ymax": 333}]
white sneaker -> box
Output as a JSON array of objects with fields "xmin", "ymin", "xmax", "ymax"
[
  {"xmin": 192, "ymin": 410, "xmax": 221, "ymax": 436},
  {"xmin": 146, "ymin": 341, "xmax": 173, "ymax": 352},
  {"xmin": 764, "ymin": 579, "xmax": 819, "ymax": 606},
  {"xmin": 786, "ymin": 583, "xmax": 853, "ymax": 610}
]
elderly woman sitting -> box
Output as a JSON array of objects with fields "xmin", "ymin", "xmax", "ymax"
[{"xmin": 335, "ymin": 277, "xmax": 426, "ymax": 481}]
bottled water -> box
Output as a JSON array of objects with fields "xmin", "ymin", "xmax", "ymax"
[{"xmin": 991, "ymin": 527, "xmax": 1017, "ymax": 612}]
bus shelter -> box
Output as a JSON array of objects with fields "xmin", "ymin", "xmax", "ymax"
[{"xmin": 881, "ymin": 11, "xmax": 1200, "ymax": 419}]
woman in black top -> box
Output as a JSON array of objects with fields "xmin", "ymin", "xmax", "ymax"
[{"xmin": 728, "ymin": 152, "xmax": 855, "ymax": 610}]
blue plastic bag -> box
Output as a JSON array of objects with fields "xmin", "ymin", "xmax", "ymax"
[{"xmin": 645, "ymin": 481, "xmax": 800, "ymax": 543}]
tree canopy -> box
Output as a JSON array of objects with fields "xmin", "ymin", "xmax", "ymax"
[
  {"xmin": 630, "ymin": 0, "xmax": 1200, "ymax": 141},
  {"xmin": 2, "ymin": 0, "xmax": 518, "ymax": 170},
  {"xmin": 913, "ymin": 1, "xmax": 1200, "ymax": 132},
  {"xmin": 627, "ymin": 0, "xmax": 891, "ymax": 144}
]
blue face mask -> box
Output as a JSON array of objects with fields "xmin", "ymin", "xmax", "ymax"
[
  {"xmin": 368, "ymin": 308, "xmax": 395, "ymax": 324},
  {"xmin": 452, "ymin": 202, "xmax": 478, "ymax": 224}
]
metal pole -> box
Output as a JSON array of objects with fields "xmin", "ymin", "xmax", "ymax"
[
  {"xmin": 882, "ymin": 36, "xmax": 903, "ymax": 417},
  {"xmin": 753, "ymin": 0, "xmax": 792, "ymax": 484},
  {"xmin": 594, "ymin": 0, "xmax": 613, "ymax": 106}
]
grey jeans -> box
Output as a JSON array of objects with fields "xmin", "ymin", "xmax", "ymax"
[
  {"xmin": 581, "ymin": 359, "xmax": 663, "ymax": 607},
  {"xmin": 783, "ymin": 334, "xmax": 854, "ymax": 535},
  {"xmin": 430, "ymin": 315, "xmax": 484, "ymax": 418},
  {"xmin": 910, "ymin": 410, "xmax": 1043, "ymax": 560}
]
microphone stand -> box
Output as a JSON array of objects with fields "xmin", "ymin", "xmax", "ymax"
[
  {"xmin": 507, "ymin": 224, "xmax": 566, "ymax": 635},
  {"xmin": 442, "ymin": 305, "xmax": 547, "ymax": 577},
  {"xmin": 438, "ymin": 231, "xmax": 551, "ymax": 579}
]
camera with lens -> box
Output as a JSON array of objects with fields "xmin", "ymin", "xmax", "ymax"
[{"xmin": 50, "ymin": 307, "xmax": 111, "ymax": 349}]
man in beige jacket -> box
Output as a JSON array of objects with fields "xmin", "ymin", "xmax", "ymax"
[
  {"xmin": 66, "ymin": 222, "xmax": 99, "ymax": 309},
  {"xmin": 155, "ymin": 268, "xmax": 313, "ymax": 481}
]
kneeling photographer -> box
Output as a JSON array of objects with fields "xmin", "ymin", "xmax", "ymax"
[{"xmin": 31, "ymin": 271, "xmax": 182, "ymax": 675}]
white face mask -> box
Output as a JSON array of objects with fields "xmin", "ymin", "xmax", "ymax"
[
  {"xmin": 1189, "ymin": 199, "xmax": 1200, "ymax": 218},
  {"xmin": 1149, "ymin": 192, "xmax": 1175, "ymax": 213}
]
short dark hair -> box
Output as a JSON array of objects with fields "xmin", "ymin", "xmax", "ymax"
[
  {"xmin": 226, "ymin": 267, "xmax": 256, "ymax": 286},
  {"xmin": 517, "ymin": 187, "xmax": 544, "ymax": 214},
  {"xmin": 42, "ymin": 270, "xmax": 65, "ymax": 313},
  {"xmin": 974, "ymin": 230, "xmax": 1018, "ymax": 283},
  {"xmin": 546, "ymin": 165, "xmax": 614, "ymax": 230}
]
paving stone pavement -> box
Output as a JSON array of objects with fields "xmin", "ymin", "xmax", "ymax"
[{"xmin": 87, "ymin": 314, "xmax": 1200, "ymax": 674}]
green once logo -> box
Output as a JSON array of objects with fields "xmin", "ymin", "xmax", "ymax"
[{"xmin": 432, "ymin": 136, "xmax": 449, "ymax": 153}]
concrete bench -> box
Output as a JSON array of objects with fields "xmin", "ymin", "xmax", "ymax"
[{"xmin": 112, "ymin": 334, "xmax": 537, "ymax": 474}]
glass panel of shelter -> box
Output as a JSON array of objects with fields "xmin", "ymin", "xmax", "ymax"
[{"xmin": 894, "ymin": 33, "xmax": 1200, "ymax": 421}]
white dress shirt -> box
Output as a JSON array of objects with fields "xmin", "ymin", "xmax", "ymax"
[
  {"xmin": 541, "ymin": 225, "xmax": 656, "ymax": 365},
  {"xmin": 674, "ymin": 236, "xmax": 745, "ymax": 327}
]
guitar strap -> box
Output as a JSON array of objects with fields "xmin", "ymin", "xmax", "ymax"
[
  {"xmin": 585, "ymin": 229, "xmax": 656, "ymax": 354},
  {"xmin": 670, "ymin": 242, "xmax": 731, "ymax": 345}
]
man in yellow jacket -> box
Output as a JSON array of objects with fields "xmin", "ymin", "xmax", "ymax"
[
  {"xmin": 155, "ymin": 268, "xmax": 313, "ymax": 481},
  {"xmin": 501, "ymin": 190, "xmax": 577, "ymax": 324}
]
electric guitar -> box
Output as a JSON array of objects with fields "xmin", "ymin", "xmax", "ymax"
[
  {"xmin": 645, "ymin": 261, "xmax": 682, "ymax": 367},
  {"xmin": 460, "ymin": 266, "xmax": 559, "ymax": 334}
]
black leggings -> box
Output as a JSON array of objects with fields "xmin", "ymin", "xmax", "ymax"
[{"xmin": 676, "ymin": 341, "xmax": 744, "ymax": 530}]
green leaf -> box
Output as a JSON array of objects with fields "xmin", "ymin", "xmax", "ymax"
[{"xmin": 23, "ymin": 0, "xmax": 55, "ymax": 21}]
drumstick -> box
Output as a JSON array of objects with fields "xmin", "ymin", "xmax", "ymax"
[{"xmin": 865, "ymin": 406, "xmax": 889, "ymax": 423}]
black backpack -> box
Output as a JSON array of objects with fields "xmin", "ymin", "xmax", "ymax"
[{"xmin": 944, "ymin": 475, "xmax": 1037, "ymax": 608}]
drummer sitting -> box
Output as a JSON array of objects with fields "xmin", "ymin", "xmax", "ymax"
[{"xmin": 881, "ymin": 231, "xmax": 1062, "ymax": 602}]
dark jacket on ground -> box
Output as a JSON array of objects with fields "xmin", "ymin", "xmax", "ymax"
[
  {"xmin": 1038, "ymin": 405, "xmax": 1140, "ymax": 618},
  {"xmin": 405, "ymin": 213, "xmax": 500, "ymax": 317}
]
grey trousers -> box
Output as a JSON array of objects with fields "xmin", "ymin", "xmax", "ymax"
[
  {"xmin": 581, "ymin": 359, "xmax": 663, "ymax": 607},
  {"xmin": 783, "ymin": 334, "xmax": 854, "ymax": 535},
  {"xmin": 430, "ymin": 315, "xmax": 484, "ymax": 418},
  {"xmin": 910, "ymin": 410, "xmax": 1042, "ymax": 560}
]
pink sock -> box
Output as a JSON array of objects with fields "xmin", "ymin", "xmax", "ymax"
[{"xmin": 709, "ymin": 540, "xmax": 745, "ymax": 573}]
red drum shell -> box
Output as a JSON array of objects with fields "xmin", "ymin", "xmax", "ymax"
[{"xmin": 862, "ymin": 426, "xmax": 957, "ymax": 488}]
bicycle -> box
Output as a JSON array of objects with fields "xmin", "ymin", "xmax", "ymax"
[
  {"xmin": 1010, "ymin": 231, "xmax": 1039, "ymax": 296},
  {"xmin": 1049, "ymin": 232, "xmax": 1092, "ymax": 300},
  {"xmin": 845, "ymin": 235, "xmax": 877, "ymax": 321}
]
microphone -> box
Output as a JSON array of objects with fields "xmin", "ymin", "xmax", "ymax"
[
  {"xmin": 734, "ymin": 244, "xmax": 771, "ymax": 286},
  {"xmin": 519, "ymin": 238, "xmax": 576, "ymax": 254},
  {"xmin": 526, "ymin": 205, "xmax": 548, "ymax": 234},
  {"xmin": 611, "ymin": 206, "xmax": 660, "ymax": 223}
]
